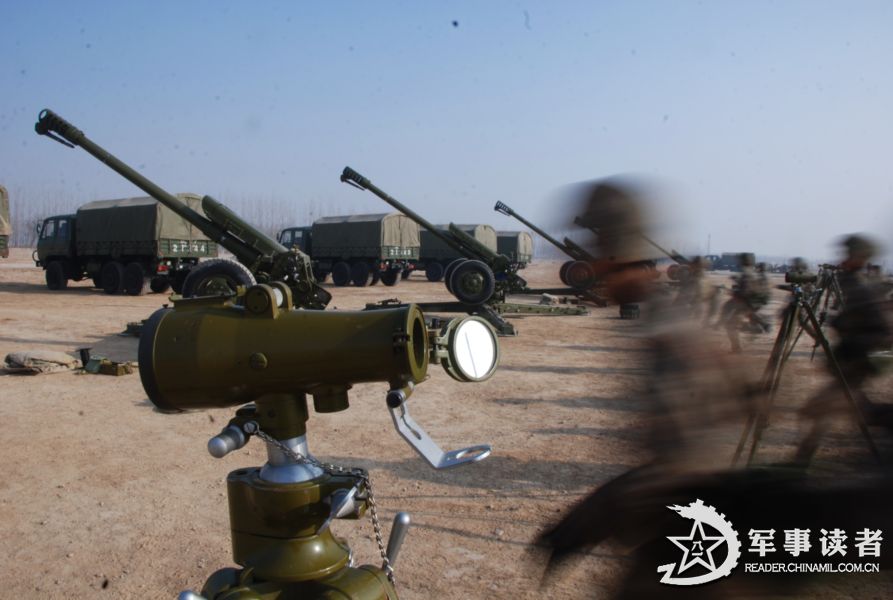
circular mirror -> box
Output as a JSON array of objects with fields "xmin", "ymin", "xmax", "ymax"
[{"xmin": 442, "ymin": 317, "xmax": 499, "ymax": 382}]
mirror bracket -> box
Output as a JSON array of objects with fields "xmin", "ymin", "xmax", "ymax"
[{"xmin": 385, "ymin": 390, "xmax": 491, "ymax": 469}]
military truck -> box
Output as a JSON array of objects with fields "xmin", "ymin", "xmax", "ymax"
[
  {"xmin": 416, "ymin": 224, "xmax": 498, "ymax": 282},
  {"xmin": 35, "ymin": 194, "xmax": 217, "ymax": 294},
  {"xmin": 0, "ymin": 185, "xmax": 10, "ymax": 258},
  {"xmin": 713, "ymin": 252, "xmax": 755, "ymax": 272},
  {"xmin": 496, "ymin": 231, "xmax": 533, "ymax": 269},
  {"xmin": 278, "ymin": 212, "xmax": 420, "ymax": 287}
]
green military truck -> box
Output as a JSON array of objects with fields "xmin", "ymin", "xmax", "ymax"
[
  {"xmin": 416, "ymin": 224, "xmax": 498, "ymax": 282},
  {"xmin": 35, "ymin": 194, "xmax": 217, "ymax": 294},
  {"xmin": 0, "ymin": 185, "xmax": 10, "ymax": 258},
  {"xmin": 496, "ymin": 231, "xmax": 533, "ymax": 269},
  {"xmin": 278, "ymin": 212, "xmax": 420, "ymax": 287}
]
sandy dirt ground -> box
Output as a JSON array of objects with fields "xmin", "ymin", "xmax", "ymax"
[{"xmin": 1, "ymin": 248, "xmax": 892, "ymax": 599}]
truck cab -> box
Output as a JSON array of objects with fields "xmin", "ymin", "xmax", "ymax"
[
  {"xmin": 278, "ymin": 227, "xmax": 312, "ymax": 254},
  {"xmin": 35, "ymin": 214, "xmax": 76, "ymax": 267}
]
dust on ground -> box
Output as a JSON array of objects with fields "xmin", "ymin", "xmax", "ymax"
[{"xmin": 1, "ymin": 248, "xmax": 890, "ymax": 598}]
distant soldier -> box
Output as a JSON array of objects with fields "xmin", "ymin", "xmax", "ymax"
[
  {"xmin": 795, "ymin": 234, "xmax": 893, "ymax": 463},
  {"xmin": 718, "ymin": 253, "xmax": 770, "ymax": 351}
]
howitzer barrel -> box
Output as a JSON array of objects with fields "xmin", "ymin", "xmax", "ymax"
[
  {"xmin": 35, "ymin": 109, "xmax": 217, "ymax": 235},
  {"xmin": 494, "ymin": 201, "xmax": 573, "ymax": 257},
  {"xmin": 34, "ymin": 109, "xmax": 268, "ymax": 264},
  {"xmin": 341, "ymin": 167, "xmax": 472, "ymax": 260}
]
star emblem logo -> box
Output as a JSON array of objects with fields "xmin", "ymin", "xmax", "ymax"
[{"xmin": 668, "ymin": 519, "xmax": 726, "ymax": 573}]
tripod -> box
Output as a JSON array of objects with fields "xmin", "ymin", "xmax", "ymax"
[{"xmin": 732, "ymin": 285, "xmax": 879, "ymax": 466}]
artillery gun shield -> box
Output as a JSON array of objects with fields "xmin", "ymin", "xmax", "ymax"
[{"xmin": 182, "ymin": 258, "xmax": 256, "ymax": 297}]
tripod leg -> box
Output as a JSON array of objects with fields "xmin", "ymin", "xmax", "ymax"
[
  {"xmin": 800, "ymin": 302, "xmax": 880, "ymax": 462},
  {"xmin": 733, "ymin": 300, "xmax": 797, "ymax": 466}
]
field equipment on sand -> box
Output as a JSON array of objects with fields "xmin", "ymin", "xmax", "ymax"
[
  {"xmin": 341, "ymin": 167, "xmax": 590, "ymax": 336},
  {"xmin": 136, "ymin": 284, "xmax": 499, "ymax": 599},
  {"xmin": 35, "ymin": 109, "xmax": 330, "ymax": 309}
]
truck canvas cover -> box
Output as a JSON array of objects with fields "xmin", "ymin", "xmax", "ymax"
[
  {"xmin": 497, "ymin": 231, "xmax": 533, "ymax": 263},
  {"xmin": 0, "ymin": 185, "xmax": 10, "ymax": 236},
  {"xmin": 312, "ymin": 213, "xmax": 420, "ymax": 259},
  {"xmin": 76, "ymin": 194, "xmax": 212, "ymax": 243},
  {"xmin": 421, "ymin": 223, "xmax": 498, "ymax": 260}
]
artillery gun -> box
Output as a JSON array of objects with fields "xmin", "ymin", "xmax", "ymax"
[
  {"xmin": 493, "ymin": 201, "xmax": 601, "ymax": 291},
  {"xmin": 34, "ymin": 109, "xmax": 330, "ymax": 309},
  {"xmin": 138, "ymin": 283, "xmax": 500, "ymax": 598},
  {"xmin": 341, "ymin": 168, "xmax": 589, "ymax": 335}
]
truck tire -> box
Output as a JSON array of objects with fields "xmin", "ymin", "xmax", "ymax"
[
  {"xmin": 565, "ymin": 260, "xmax": 596, "ymax": 289},
  {"xmin": 124, "ymin": 262, "xmax": 150, "ymax": 296},
  {"xmin": 150, "ymin": 276, "xmax": 172, "ymax": 294},
  {"xmin": 558, "ymin": 260, "xmax": 574, "ymax": 286},
  {"xmin": 46, "ymin": 261, "xmax": 68, "ymax": 291},
  {"xmin": 312, "ymin": 266, "xmax": 329, "ymax": 283},
  {"xmin": 171, "ymin": 270, "xmax": 189, "ymax": 294},
  {"xmin": 182, "ymin": 259, "xmax": 256, "ymax": 298},
  {"xmin": 449, "ymin": 260, "xmax": 495, "ymax": 306},
  {"xmin": 331, "ymin": 262, "xmax": 351, "ymax": 287},
  {"xmin": 370, "ymin": 268, "xmax": 381, "ymax": 286},
  {"xmin": 101, "ymin": 261, "xmax": 125, "ymax": 295},
  {"xmin": 443, "ymin": 259, "xmax": 466, "ymax": 294},
  {"xmin": 401, "ymin": 268, "xmax": 412, "ymax": 280},
  {"xmin": 350, "ymin": 262, "xmax": 372, "ymax": 287},
  {"xmin": 380, "ymin": 268, "xmax": 400, "ymax": 287},
  {"xmin": 91, "ymin": 275, "xmax": 103, "ymax": 289},
  {"xmin": 425, "ymin": 261, "xmax": 445, "ymax": 283}
]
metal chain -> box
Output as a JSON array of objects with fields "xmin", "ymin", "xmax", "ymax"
[{"xmin": 250, "ymin": 425, "xmax": 396, "ymax": 584}]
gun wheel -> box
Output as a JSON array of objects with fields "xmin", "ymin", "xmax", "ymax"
[
  {"xmin": 443, "ymin": 259, "xmax": 466, "ymax": 294},
  {"xmin": 182, "ymin": 259, "xmax": 256, "ymax": 298},
  {"xmin": 566, "ymin": 260, "xmax": 596, "ymax": 290},
  {"xmin": 449, "ymin": 259, "xmax": 495, "ymax": 306},
  {"xmin": 558, "ymin": 260, "xmax": 574, "ymax": 285}
]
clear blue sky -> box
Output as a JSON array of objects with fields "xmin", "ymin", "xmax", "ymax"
[{"xmin": 3, "ymin": 1, "xmax": 892, "ymax": 260}]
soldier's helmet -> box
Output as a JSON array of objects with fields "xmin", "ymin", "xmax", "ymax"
[{"xmin": 840, "ymin": 233, "xmax": 878, "ymax": 261}]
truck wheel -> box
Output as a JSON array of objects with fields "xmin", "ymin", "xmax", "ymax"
[
  {"xmin": 425, "ymin": 261, "xmax": 445, "ymax": 283},
  {"xmin": 443, "ymin": 259, "xmax": 466, "ymax": 294},
  {"xmin": 331, "ymin": 262, "xmax": 351, "ymax": 287},
  {"xmin": 558, "ymin": 260, "xmax": 574, "ymax": 285},
  {"xmin": 449, "ymin": 260, "xmax": 495, "ymax": 306},
  {"xmin": 565, "ymin": 260, "xmax": 596, "ymax": 289},
  {"xmin": 101, "ymin": 261, "xmax": 125, "ymax": 294},
  {"xmin": 124, "ymin": 262, "xmax": 150, "ymax": 296},
  {"xmin": 380, "ymin": 269, "xmax": 400, "ymax": 286},
  {"xmin": 170, "ymin": 270, "xmax": 189, "ymax": 294},
  {"xmin": 312, "ymin": 267, "xmax": 329, "ymax": 283},
  {"xmin": 150, "ymin": 276, "xmax": 171, "ymax": 294},
  {"xmin": 182, "ymin": 259, "xmax": 256, "ymax": 298},
  {"xmin": 350, "ymin": 262, "xmax": 372, "ymax": 287},
  {"xmin": 46, "ymin": 261, "xmax": 68, "ymax": 291},
  {"xmin": 91, "ymin": 275, "xmax": 102, "ymax": 289},
  {"xmin": 370, "ymin": 268, "xmax": 381, "ymax": 286},
  {"xmin": 401, "ymin": 268, "xmax": 412, "ymax": 280}
]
